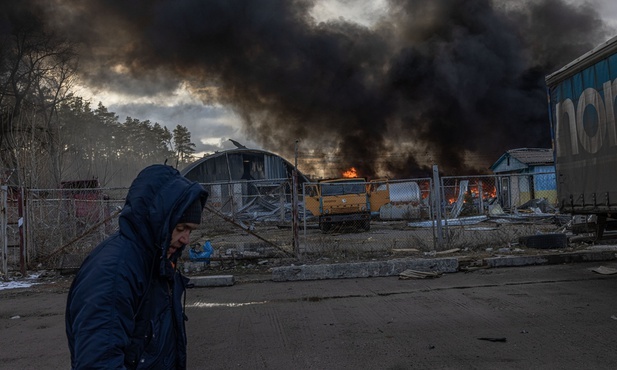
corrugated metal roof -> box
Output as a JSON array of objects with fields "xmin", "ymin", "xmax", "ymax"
[
  {"xmin": 506, "ymin": 148, "xmax": 554, "ymax": 165},
  {"xmin": 180, "ymin": 148, "xmax": 309, "ymax": 183}
]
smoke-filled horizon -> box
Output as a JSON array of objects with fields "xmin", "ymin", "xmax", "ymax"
[{"xmin": 7, "ymin": 0, "xmax": 613, "ymax": 178}]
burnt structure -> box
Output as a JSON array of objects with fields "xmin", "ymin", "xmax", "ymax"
[
  {"xmin": 180, "ymin": 148, "xmax": 309, "ymax": 221},
  {"xmin": 180, "ymin": 148, "xmax": 308, "ymax": 184}
]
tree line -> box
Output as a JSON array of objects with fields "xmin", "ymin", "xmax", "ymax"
[{"xmin": 0, "ymin": 8, "xmax": 197, "ymax": 188}]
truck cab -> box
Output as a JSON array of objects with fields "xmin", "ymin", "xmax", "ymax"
[{"xmin": 304, "ymin": 178, "xmax": 390, "ymax": 232}]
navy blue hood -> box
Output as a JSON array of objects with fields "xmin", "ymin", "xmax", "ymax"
[{"xmin": 118, "ymin": 164, "xmax": 208, "ymax": 261}]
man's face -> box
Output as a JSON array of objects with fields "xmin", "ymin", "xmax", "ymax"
[{"xmin": 169, "ymin": 222, "xmax": 199, "ymax": 258}]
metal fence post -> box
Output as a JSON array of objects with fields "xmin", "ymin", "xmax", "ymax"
[
  {"xmin": 1, "ymin": 185, "xmax": 7, "ymax": 278},
  {"xmin": 477, "ymin": 180, "xmax": 484, "ymax": 214},
  {"xmin": 432, "ymin": 165, "xmax": 443, "ymax": 248},
  {"xmin": 301, "ymin": 183, "xmax": 307, "ymax": 257},
  {"xmin": 292, "ymin": 169, "xmax": 299, "ymax": 257},
  {"xmin": 18, "ymin": 187, "xmax": 26, "ymax": 275}
]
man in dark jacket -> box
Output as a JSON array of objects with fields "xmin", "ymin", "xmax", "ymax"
[{"xmin": 66, "ymin": 164, "xmax": 208, "ymax": 369}]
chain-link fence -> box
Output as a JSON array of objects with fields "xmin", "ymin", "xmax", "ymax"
[
  {"xmin": 196, "ymin": 179, "xmax": 296, "ymax": 266},
  {"xmin": 1, "ymin": 171, "xmax": 568, "ymax": 275},
  {"xmin": 1, "ymin": 185, "xmax": 21, "ymax": 276},
  {"xmin": 297, "ymin": 172, "xmax": 563, "ymax": 259},
  {"xmin": 437, "ymin": 172, "xmax": 562, "ymax": 250},
  {"xmin": 22, "ymin": 179, "xmax": 298, "ymax": 272},
  {"xmin": 26, "ymin": 188, "xmax": 127, "ymax": 269},
  {"xmin": 300, "ymin": 178, "xmax": 437, "ymax": 260}
]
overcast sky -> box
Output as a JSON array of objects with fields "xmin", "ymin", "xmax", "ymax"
[{"xmin": 66, "ymin": 0, "xmax": 617, "ymax": 177}]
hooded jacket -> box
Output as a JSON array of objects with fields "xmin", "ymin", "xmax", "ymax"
[{"xmin": 66, "ymin": 164, "xmax": 208, "ymax": 369}]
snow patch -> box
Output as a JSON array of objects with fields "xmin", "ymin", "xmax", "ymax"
[{"xmin": 0, "ymin": 273, "xmax": 41, "ymax": 291}]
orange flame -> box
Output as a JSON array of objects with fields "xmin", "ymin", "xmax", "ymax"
[
  {"xmin": 420, "ymin": 181, "xmax": 431, "ymax": 199},
  {"xmin": 447, "ymin": 181, "xmax": 497, "ymax": 204},
  {"xmin": 342, "ymin": 167, "xmax": 358, "ymax": 178}
]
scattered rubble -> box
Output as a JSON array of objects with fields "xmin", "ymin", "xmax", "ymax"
[{"xmin": 399, "ymin": 269, "xmax": 442, "ymax": 279}]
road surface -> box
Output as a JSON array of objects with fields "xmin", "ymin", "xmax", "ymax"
[{"xmin": 2, "ymin": 261, "xmax": 617, "ymax": 369}]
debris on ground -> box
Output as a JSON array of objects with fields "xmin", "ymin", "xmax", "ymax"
[
  {"xmin": 436, "ymin": 248, "xmax": 461, "ymax": 255},
  {"xmin": 591, "ymin": 266, "xmax": 617, "ymax": 275},
  {"xmin": 399, "ymin": 269, "xmax": 442, "ymax": 280},
  {"xmin": 477, "ymin": 337, "xmax": 507, "ymax": 342}
]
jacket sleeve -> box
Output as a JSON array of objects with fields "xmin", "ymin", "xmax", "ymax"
[{"xmin": 67, "ymin": 247, "xmax": 146, "ymax": 369}]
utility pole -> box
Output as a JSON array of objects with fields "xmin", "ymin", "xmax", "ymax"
[
  {"xmin": 292, "ymin": 140, "xmax": 300, "ymax": 258},
  {"xmin": 432, "ymin": 165, "xmax": 443, "ymax": 249}
]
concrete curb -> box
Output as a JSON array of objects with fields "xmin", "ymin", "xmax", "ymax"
[
  {"xmin": 485, "ymin": 250, "xmax": 617, "ymax": 268},
  {"xmin": 185, "ymin": 248, "xmax": 617, "ymax": 284},
  {"xmin": 271, "ymin": 257, "xmax": 459, "ymax": 282},
  {"xmin": 190, "ymin": 275, "xmax": 234, "ymax": 287}
]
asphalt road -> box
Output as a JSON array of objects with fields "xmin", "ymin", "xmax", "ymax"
[{"xmin": 2, "ymin": 261, "xmax": 617, "ymax": 369}]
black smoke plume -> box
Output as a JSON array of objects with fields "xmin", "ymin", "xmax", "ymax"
[{"xmin": 10, "ymin": 0, "xmax": 612, "ymax": 177}]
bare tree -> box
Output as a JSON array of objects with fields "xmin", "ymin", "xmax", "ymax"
[{"xmin": 0, "ymin": 6, "xmax": 78, "ymax": 187}]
